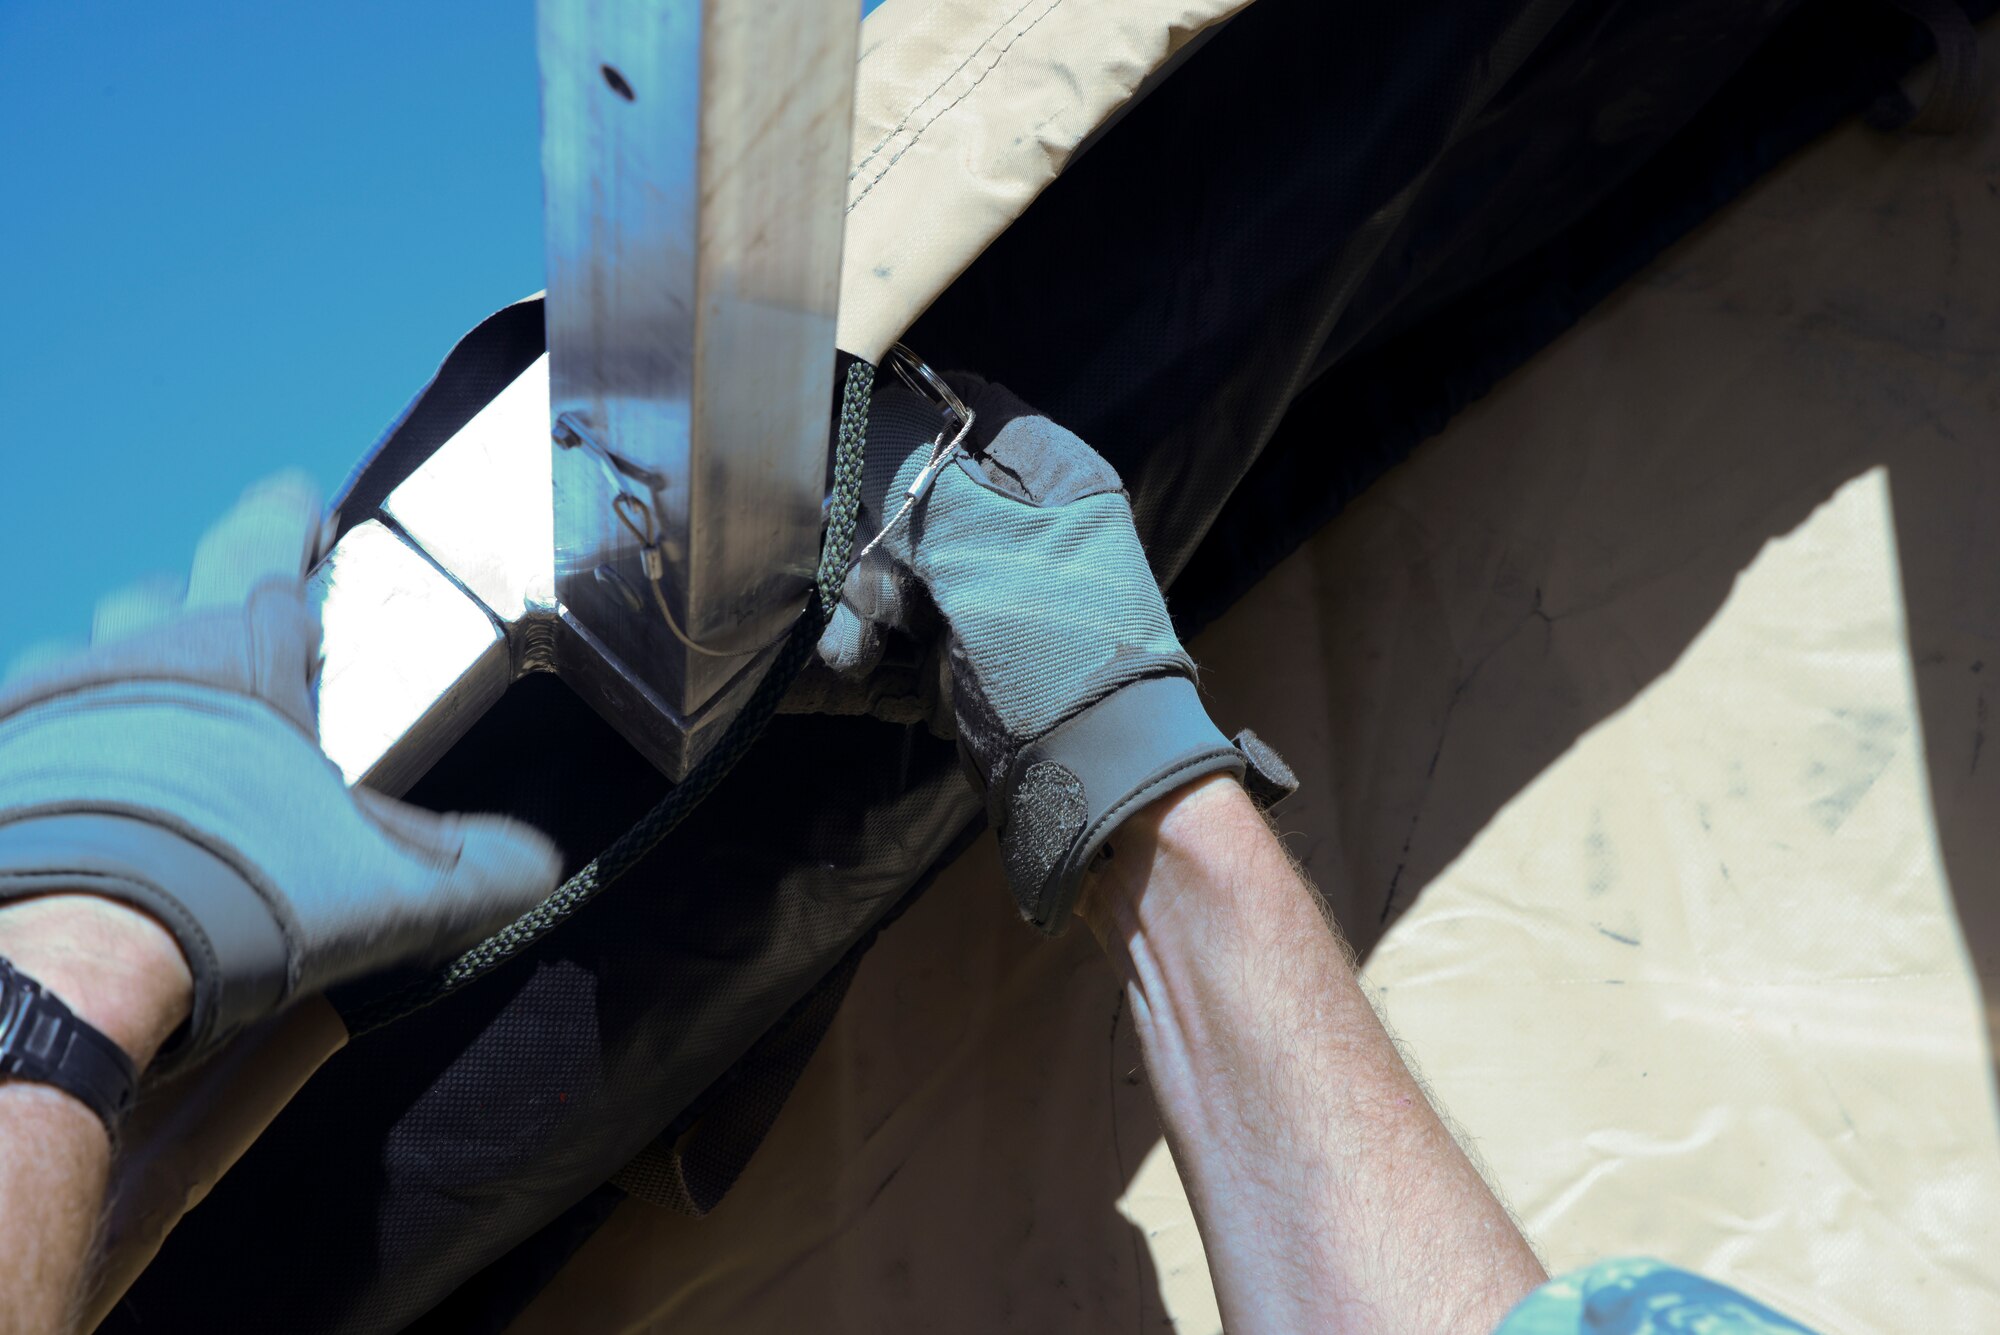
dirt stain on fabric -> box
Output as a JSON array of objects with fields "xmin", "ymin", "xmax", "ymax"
[
  {"xmin": 1803, "ymin": 706, "xmax": 1906, "ymax": 832},
  {"xmin": 1585, "ymin": 809, "xmax": 1614, "ymax": 898}
]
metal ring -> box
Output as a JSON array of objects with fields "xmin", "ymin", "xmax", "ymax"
[{"xmin": 885, "ymin": 343, "xmax": 971, "ymax": 427}]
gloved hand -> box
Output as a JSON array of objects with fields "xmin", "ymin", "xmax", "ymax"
[
  {"xmin": 0, "ymin": 475, "xmax": 562, "ymax": 1065},
  {"xmin": 821, "ymin": 376, "xmax": 1291, "ymax": 930}
]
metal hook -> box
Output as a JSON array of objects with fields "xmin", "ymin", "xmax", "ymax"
[{"xmin": 553, "ymin": 411, "xmax": 670, "ymax": 496}]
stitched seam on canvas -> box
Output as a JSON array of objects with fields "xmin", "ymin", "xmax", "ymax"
[
  {"xmin": 849, "ymin": 0, "xmax": 1046, "ymax": 183},
  {"xmin": 849, "ymin": 0, "xmax": 1069, "ymax": 215}
]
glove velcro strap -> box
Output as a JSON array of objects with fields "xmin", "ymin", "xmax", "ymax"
[
  {"xmin": 1000, "ymin": 675, "xmax": 1244, "ymax": 933},
  {"xmin": 1231, "ymin": 728, "xmax": 1300, "ymax": 810},
  {"xmin": 0, "ymin": 814, "xmax": 290, "ymax": 1065}
]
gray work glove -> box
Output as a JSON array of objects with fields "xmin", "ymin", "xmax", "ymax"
[
  {"xmin": 0, "ymin": 475, "xmax": 562, "ymax": 1065},
  {"xmin": 821, "ymin": 377, "xmax": 1287, "ymax": 930}
]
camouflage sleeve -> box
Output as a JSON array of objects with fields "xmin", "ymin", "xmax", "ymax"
[{"xmin": 1494, "ymin": 1257, "xmax": 1820, "ymax": 1335}]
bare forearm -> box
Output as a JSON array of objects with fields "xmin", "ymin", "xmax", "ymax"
[
  {"xmin": 1082, "ymin": 776, "xmax": 1544, "ymax": 1334},
  {"xmin": 0, "ymin": 896, "xmax": 192, "ymax": 1334}
]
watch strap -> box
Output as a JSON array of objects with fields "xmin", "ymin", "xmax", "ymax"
[{"xmin": 0, "ymin": 954, "xmax": 139, "ymax": 1132}]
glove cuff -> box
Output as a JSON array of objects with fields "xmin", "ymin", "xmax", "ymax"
[
  {"xmin": 999, "ymin": 675, "xmax": 1246, "ymax": 932},
  {"xmin": 0, "ymin": 814, "xmax": 291, "ymax": 1067}
]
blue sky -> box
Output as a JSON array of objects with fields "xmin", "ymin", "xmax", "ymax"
[
  {"xmin": 0, "ymin": 0, "xmax": 885, "ymax": 661},
  {"xmin": 0, "ymin": 0, "xmax": 546, "ymax": 660}
]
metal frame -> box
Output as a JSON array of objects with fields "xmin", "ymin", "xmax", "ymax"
[
  {"xmin": 315, "ymin": 0, "xmax": 859, "ymax": 788},
  {"xmin": 542, "ymin": 0, "xmax": 859, "ymax": 777}
]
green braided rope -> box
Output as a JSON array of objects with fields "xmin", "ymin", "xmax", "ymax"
[
  {"xmin": 819, "ymin": 361, "xmax": 872, "ymax": 617},
  {"xmin": 345, "ymin": 360, "xmax": 876, "ymax": 1037}
]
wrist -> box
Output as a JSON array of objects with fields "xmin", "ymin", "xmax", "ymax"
[
  {"xmin": 1103, "ymin": 771, "xmax": 1247, "ymax": 868},
  {"xmin": 0, "ymin": 894, "xmax": 194, "ymax": 1070},
  {"xmin": 1076, "ymin": 773, "xmax": 1256, "ymax": 937}
]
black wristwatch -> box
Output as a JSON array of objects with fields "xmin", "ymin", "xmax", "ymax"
[{"xmin": 0, "ymin": 954, "xmax": 138, "ymax": 1133}]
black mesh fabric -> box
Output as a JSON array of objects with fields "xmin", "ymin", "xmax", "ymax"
[{"xmin": 107, "ymin": 0, "xmax": 1974, "ymax": 1328}]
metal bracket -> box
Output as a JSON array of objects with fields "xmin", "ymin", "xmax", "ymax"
[{"xmin": 316, "ymin": 0, "xmax": 861, "ymax": 788}]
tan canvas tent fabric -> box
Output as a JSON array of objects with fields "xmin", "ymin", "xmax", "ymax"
[
  {"xmin": 837, "ymin": 0, "xmax": 1251, "ymax": 361},
  {"xmin": 509, "ymin": 73, "xmax": 2000, "ymax": 1335}
]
